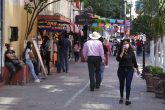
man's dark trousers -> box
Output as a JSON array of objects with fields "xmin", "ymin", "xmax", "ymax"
[{"xmin": 87, "ymin": 56, "xmax": 102, "ymax": 90}]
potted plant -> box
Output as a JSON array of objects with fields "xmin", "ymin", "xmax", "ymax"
[
  {"xmin": 151, "ymin": 66, "xmax": 164, "ymax": 98},
  {"xmin": 163, "ymin": 79, "xmax": 165, "ymax": 100},
  {"xmin": 143, "ymin": 65, "xmax": 154, "ymax": 92}
]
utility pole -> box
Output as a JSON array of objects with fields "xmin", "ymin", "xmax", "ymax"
[
  {"xmin": 124, "ymin": 0, "xmax": 127, "ymax": 36},
  {"xmin": 130, "ymin": 0, "xmax": 132, "ymax": 33}
]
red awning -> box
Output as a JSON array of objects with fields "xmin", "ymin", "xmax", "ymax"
[
  {"xmin": 66, "ymin": 24, "xmax": 74, "ymax": 33},
  {"xmin": 38, "ymin": 15, "xmax": 80, "ymax": 34},
  {"xmin": 38, "ymin": 15, "xmax": 70, "ymax": 23}
]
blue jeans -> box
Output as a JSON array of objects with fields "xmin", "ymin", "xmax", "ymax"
[
  {"xmin": 117, "ymin": 67, "xmax": 134, "ymax": 100},
  {"xmin": 26, "ymin": 59, "xmax": 39, "ymax": 80},
  {"xmin": 100, "ymin": 63, "xmax": 105, "ymax": 82},
  {"xmin": 87, "ymin": 56, "xmax": 102, "ymax": 89},
  {"xmin": 62, "ymin": 53, "xmax": 69, "ymax": 72}
]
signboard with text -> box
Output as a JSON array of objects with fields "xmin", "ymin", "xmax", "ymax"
[{"xmin": 75, "ymin": 14, "xmax": 93, "ymax": 25}]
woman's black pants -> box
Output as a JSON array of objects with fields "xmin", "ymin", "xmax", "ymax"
[
  {"xmin": 74, "ymin": 52, "xmax": 79, "ymax": 62},
  {"xmin": 117, "ymin": 67, "xmax": 134, "ymax": 100}
]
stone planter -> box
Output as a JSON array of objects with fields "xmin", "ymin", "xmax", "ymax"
[
  {"xmin": 144, "ymin": 73, "xmax": 154, "ymax": 92},
  {"xmin": 162, "ymin": 80, "xmax": 165, "ymax": 100},
  {"xmin": 153, "ymin": 77, "xmax": 164, "ymax": 98}
]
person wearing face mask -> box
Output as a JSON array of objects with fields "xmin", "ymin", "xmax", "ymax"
[
  {"xmin": 23, "ymin": 41, "xmax": 40, "ymax": 83},
  {"xmin": 116, "ymin": 39, "xmax": 140, "ymax": 106},
  {"xmin": 4, "ymin": 43, "xmax": 23, "ymax": 83}
]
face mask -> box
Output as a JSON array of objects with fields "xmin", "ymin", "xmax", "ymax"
[
  {"xmin": 123, "ymin": 44, "xmax": 129, "ymax": 49},
  {"xmin": 10, "ymin": 47, "xmax": 14, "ymax": 50}
]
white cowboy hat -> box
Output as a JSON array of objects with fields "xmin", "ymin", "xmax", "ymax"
[{"xmin": 89, "ymin": 31, "xmax": 101, "ymax": 40}]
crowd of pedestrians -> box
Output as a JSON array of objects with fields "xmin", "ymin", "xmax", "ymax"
[
  {"xmin": 4, "ymin": 30, "xmax": 142, "ymax": 106},
  {"xmin": 82, "ymin": 31, "xmax": 141, "ymax": 106}
]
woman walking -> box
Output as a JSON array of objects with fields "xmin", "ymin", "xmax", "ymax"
[
  {"xmin": 73, "ymin": 41, "xmax": 81, "ymax": 63},
  {"xmin": 116, "ymin": 39, "xmax": 140, "ymax": 105}
]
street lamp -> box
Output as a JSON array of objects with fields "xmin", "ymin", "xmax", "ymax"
[
  {"xmin": 124, "ymin": 0, "xmax": 127, "ymax": 21},
  {"xmin": 129, "ymin": 0, "xmax": 132, "ymax": 31},
  {"xmin": 123, "ymin": 0, "xmax": 127, "ymax": 36},
  {"xmin": 141, "ymin": 33, "xmax": 146, "ymax": 74}
]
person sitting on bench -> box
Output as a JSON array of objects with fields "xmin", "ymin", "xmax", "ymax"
[{"xmin": 4, "ymin": 43, "xmax": 23, "ymax": 83}]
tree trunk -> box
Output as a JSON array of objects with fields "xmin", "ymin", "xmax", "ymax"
[
  {"xmin": 155, "ymin": 38, "xmax": 159, "ymax": 66},
  {"xmin": 163, "ymin": 33, "xmax": 165, "ymax": 72},
  {"xmin": 158, "ymin": 38, "xmax": 163, "ymax": 67},
  {"xmin": 150, "ymin": 40, "xmax": 154, "ymax": 65}
]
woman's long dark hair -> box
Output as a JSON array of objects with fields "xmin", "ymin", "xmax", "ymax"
[
  {"xmin": 117, "ymin": 39, "xmax": 134, "ymax": 54},
  {"xmin": 26, "ymin": 41, "xmax": 32, "ymax": 50}
]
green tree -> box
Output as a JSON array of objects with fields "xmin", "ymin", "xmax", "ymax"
[
  {"xmin": 24, "ymin": 0, "xmax": 60, "ymax": 40},
  {"xmin": 134, "ymin": 0, "xmax": 165, "ymax": 38},
  {"xmin": 82, "ymin": 0, "xmax": 121, "ymax": 18},
  {"xmin": 132, "ymin": 15, "xmax": 154, "ymax": 40}
]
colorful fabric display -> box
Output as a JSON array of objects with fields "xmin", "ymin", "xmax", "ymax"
[
  {"xmin": 109, "ymin": 19, "xmax": 116, "ymax": 24},
  {"xmin": 99, "ymin": 23, "xmax": 104, "ymax": 27},
  {"xmin": 92, "ymin": 23, "xmax": 98, "ymax": 27},
  {"xmin": 117, "ymin": 19, "xmax": 124, "ymax": 24}
]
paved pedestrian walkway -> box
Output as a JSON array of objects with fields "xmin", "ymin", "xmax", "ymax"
[{"xmin": 0, "ymin": 56, "xmax": 164, "ymax": 110}]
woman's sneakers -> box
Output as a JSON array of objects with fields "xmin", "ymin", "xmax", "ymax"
[
  {"xmin": 119, "ymin": 98, "xmax": 123, "ymax": 104},
  {"xmin": 34, "ymin": 79, "xmax": 40, "ymax": 83},
  {"xmin": 125, "ymin": 100, "xmax": 131, "ymax": 105},
  {"xmin": 119, "ymin": 98, "xmax": 131, "ymax": 105}
]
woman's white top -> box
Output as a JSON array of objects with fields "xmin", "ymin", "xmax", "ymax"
[{"xmin": 25, "ymin": 48, "xmax": 32, "ymax": 60}]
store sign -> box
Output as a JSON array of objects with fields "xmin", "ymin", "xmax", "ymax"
[
  {"xmin": 75, "ymin": 14, "xmax": 93, "ymax": 24},
  {"xmin": 38, "ymin": 20, "xmax": 67, "ymax": 31}
]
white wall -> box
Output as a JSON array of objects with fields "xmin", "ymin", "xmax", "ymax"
[{"xmin": 39, "ymin": 0, "xmax": 81, "ymax": 22}]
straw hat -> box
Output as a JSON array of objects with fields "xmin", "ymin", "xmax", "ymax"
[{"xmin": 89, "ymin": 31, "xmax": 101, "ymax": 40}]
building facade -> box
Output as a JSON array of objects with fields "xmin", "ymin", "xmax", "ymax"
[
  {"xmin": 0, "ymin": 0, "xmax": 83, "ymax": 79},
  {"xmin": 1, "ymin": 0, "xmax": 37, "ymax": 78},
  {"xmin": 0, "ymin": 0, "xmax": 3, "ymax": 78}
]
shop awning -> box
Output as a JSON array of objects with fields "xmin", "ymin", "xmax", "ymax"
[
  {"xmin": 37, "ymin": 15, "xmax": 75, "ymax": 33},
  {"xmin": 38, "ymin": 15, "xmax": 70, "ymax": 23}
]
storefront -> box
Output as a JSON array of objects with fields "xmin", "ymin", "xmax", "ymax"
[
  {"xmin": 0, "ymin": 0, "xmax": 3, "ymax": 80},
  {"xmin": 37, "ymin": 15, "xmax": 76, "ymax": 64}
]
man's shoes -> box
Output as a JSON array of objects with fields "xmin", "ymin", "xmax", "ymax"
[
  {"xmin": 125, "ymin": 101, "xmax": 131, "ymax": 105},
  {"xmin": 90, "ymin": 88, "xmax": 94, "ymax": 91},
  {"xmin": 95, "ymin": 85, "xmax": 100, "ymax": 89}
]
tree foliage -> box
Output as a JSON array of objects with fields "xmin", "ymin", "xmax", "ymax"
[
  {"xmin": 133, "ymin": 0, "xmax": 165, "ymax": 40},
  {"xmin": 82, "ymin": 0, "xmax": 121, "ymax": 18},
  {"xmin": 24, "ymin": 0, "xmax": 60, "ymax": 40},
  {"xmin": 132, "ymin": 15, "xmax": 154, "ymax": 40}
]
